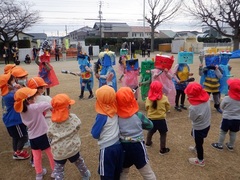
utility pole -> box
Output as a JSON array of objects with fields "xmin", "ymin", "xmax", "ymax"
[
  {"xmin": 65, "ymin": 25, "xmax": 67, "ymax": 36},
  {"xmin": 98, "ymin": 1, "xmax": 103, "ymax": 49},
  {"xmin": 85, "ymin": 1, "xmax": 105, "ymax": 50},
  {"xmin": 143, "ymin": 0, "xmax": 145, "ymax": 40}
]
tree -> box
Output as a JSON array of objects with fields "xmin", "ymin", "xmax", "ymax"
[
  {"xmin": 0, "ymin": 0, "xmax": 40, "ymax": 47},
  {"xmin": 145, "ymin": 0, "xmax": 182, "ymax": 51},
  {"xmin": 184, "ymin": 0, "xmax": 240, "ymax": 51}
]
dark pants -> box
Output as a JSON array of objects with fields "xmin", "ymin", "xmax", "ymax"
[
  {"xmin": 192, "ymin": 126, "xmax": 210, "ymax": 160},
  {"xmin": 175, "ymin": 89, "xmax": 186, "ymax": 106},
  {"xmin": 4, "ymin": 57, "xmax": 9, "ymax": 64},
  {"xmin": 142, "ymin": 50, "xmax": 145, "ymax": 57},
  {"xmin": 55, "ymin": 54, "xmax": 60, "ymax": 61},
  {"xmin": 146, "ymin": 119, "xmax": 168, "ymax": 150}
]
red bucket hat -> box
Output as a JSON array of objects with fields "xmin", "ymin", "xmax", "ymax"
[
  {"xmin": 227, "ymin": 79, "xmax": 240, "ymax": 100},
  {"xmin": 116, "ymin": 87, "xmax": 139, "ymax": 118},
  {"xmin": 184, "ymin": 82, "xmax": 209, "ymax": 105},
  {"xmin": 148, "ymin": 81, "xmax": 163, "ymax": 101}
]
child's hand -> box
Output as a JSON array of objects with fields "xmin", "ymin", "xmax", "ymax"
[
  {"xmin": 106, "ymin": 73, "xmax": 114, "ymax": 82},
  {"xmin": 164, "ymin": 68, "xmax": 168, "ymax": 72},
  {"xmin": 189, "ymin": 73, "xmax": 194, "ymax": 76}
]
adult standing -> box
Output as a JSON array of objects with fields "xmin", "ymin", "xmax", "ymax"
[
  {"xmin": 77, "ymin": 42, "xmax": 82, "ymax": 56},
  {"xmin": 3, "ymin": 46, "xmax": 9, "ymax": 64},
  {"xmin": 61, "ymin": 43, "xmax": 67, "ymax": 61},
  {"xmin": 141, "ymin": 41, "xmax": 146, "ymax": 57},
  {"xmin": 32, "ymin": 46, "xmax": 37, "ymax": 60},
  {"xmin": 147, "ymin": 43, "xmax": 151, "ymax": 57},
  {"xmin": 88, "ymin": 44, "xmax": 93, "ymax": 60},
  {"xmin": 131, "ymin": 42, "xmax": 136, "ymax": 58},
  {"xmin": 55, "ymin": 46, "xmax": 60, "ymax": 61}
]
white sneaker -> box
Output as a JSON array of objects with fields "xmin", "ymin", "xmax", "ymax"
[
  {"xmin": 188, "ymin": 157, "xmax": 205, "ymax": 167},
  {"xmin": 188, "ymin": 146, "xmax": 197, "ymax": 154},
  {"xmin": 36, "ymin": 168, "xmax": 47, "ymax": 180},
  {"xmin": 82, "ymin": 170, "xmax": 91, "ymax": 180}
]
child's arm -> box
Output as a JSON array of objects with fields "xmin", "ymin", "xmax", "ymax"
[
  {"xmin": 136, "ymin": 112, "xmax": 153, "ymax": 130},
  {"xmin": 215, "ymin": 65, "xmax": 223, "ymax": 79},
  {"xmin": 91, "ymin": 114, "xmax": 108, "ymax": 139}
]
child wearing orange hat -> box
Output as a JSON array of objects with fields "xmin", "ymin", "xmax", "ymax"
[
  {"xmin": 4, "ymin": 64, "xmax": 16, "ymax": 74},
  {"xmin": 91, "ymin": 85, "xmax": 123, "ymax": 179},
  {"xmin": 211, "ymin": 79, "xmax": 240, "ymax": 151},
  {"xmin": 48, "ymin": 94, "xmax": 91, "ymax": 180},
  {"xmin": 11, "ymin": 66, "xmax": 28, "ymax": 87},
  {"xmin": 14, "ymin": 87, "xmax": 55, "ymax": 179},
  {"xmin": 0, "ymin": 73, "xmax": 30, "ymax": 160},
  {"xmin": 116, "ymin": 87, "xmax": 156, "ymax": 180},
  {"xmin": 145, "ymin": 81, "xmax": 171, "ymax": 155},
  {"xmin": 27, "ymin": 77, "xmax": 52, "ymax": 126},
  {"xmin": 184, "ymin": 82, "xmax": 211, "ymax": 167}
]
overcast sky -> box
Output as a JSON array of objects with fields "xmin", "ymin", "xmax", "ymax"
[{"xmin": 24, "ymin": 0, "xmax": 202, "ymax": 36}]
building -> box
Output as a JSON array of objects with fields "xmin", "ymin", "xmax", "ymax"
[
  {"xmin": 129, "ymin": 26, "xmax": 151, "ymax": 39},
  {"xmin": 93, "ymin": 22, "xmax": 131, "ymax": 38}
]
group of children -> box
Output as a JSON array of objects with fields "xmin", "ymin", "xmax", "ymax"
[
  {"xmin": 1, "ymin": 47, "xmax": 240, "ymax": 180},
  {"xmin": 0, "ymin": 64, "xmax": 91, "ymax": 180}
]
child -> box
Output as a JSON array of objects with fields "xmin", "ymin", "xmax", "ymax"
[
  {"xmin": 27, "ymin": 77, "xmax": 52, "ymax": 126},
  {"xmin": 116, "ymin": 87, "xmax": 156, "ymax": 180},
  {"xmin": 173, "ymin": 52, "xmax": 194, "ymax": 111},
  {"xmin": 122, "ymin": 59, "xmax": 140, "ymax": 100},
  {"xmin": 184, "ymin": 82, "xmax": 211, "ymax": 167},
  {"xmin": 0, "ymin": 73, "xmax": 30, "ymax": 160},
  {"xmin": 11, "ymin": 66, "xmax": 28, "ymax": 87},
  {"xmin": 77, "ymin": 53, "xmax": 94, "ymax": 99},
  {"xmin": 211, "ymin": 79, "xmax": 240, "ymax": 151},
  {"xmin": 91, "ymin": 85, "xmax": 123, "ymax": 179},
  {"xmin": 35, "ymin": 44, "xmax": 59, "ymax": 95},
  {"xmin": 48, "ymin": 94, "xmax": 91, "ymax": 180},
  {"xmin": 142, "ymin": 54, "xmax": 176, "ymax": 105},
  {"xmin": 24, "ymin": 54, "xmax": 31, "ymax": 64},
  {"xmin": 14, "ymin": 87, "xmax": 55, "ymax": 179},
  {"xmin": 145, "ymin": 81, "xmax": 171, "ymax": 155},
  {"xmin": 199, "ymin": 54, "xmax": 223, "ymax": 113}
]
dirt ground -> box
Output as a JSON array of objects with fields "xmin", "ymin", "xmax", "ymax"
[{"xmin": 0, "ymin": 52, "xmax": 240, "ymax": 180}]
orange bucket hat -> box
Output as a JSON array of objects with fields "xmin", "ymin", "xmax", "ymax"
[
  {"xmin": 0, "ymin": 73, "xmax": 11, "ymax": 96},
  {"xmin": 51, "ymin": 94, "xmax": 75, "ymax": 123},
  {"xmin": 148, "ymin": 81, "xmax": 163, "ymax": 101},
  {"xmin": 27, "ymin": 77, "xmax": 48, "ymax": 89},
  {"xmin": 14, "ymin": 87, "xmax": 37, "ymax": 112},
  {"xmin": 4, "ymin": 64, "xmax": 16, "ymax": 74},
  {"xmin": 95, "ymin": 85, "xmax": 117, "ymax": 118},
  {"xmin": 227, "ymin": 78, "xmax": 240, "ymax": 100},
  {"xmin": 184, "ymin": 82, "xmax": 209, "ymax": 105},
  {"xmin": 11, "ymin": 66, "xmax": 28, "ymax": 78},
  {"xmin": 116, "ymin": 87, "xmax": 139, "ymax": 118}
]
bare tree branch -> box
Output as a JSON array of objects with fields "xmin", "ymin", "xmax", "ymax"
[
  {"xmin": 184, "ymin": 0, "xmax": 240, "ymax": 50},
  {"xmin": 0, "ymin": 0, "xmax": 40, "ymax": 45},
  {"xmin": 145, "ymin": 0, "xmax": 182, "ymax": 51}
]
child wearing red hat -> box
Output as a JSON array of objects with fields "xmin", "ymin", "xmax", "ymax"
[
  {"xmin": 145, "ymin": 81, "xmax": 171, "ymax": 155},
  {"xmin": 14, "ymin": 87, "xmax": 55, "ymax": 179},
  {"xmin": 48, "ymin": 94, "xmax": 91, "ymax": 180},
  {"xmin": 211, "ymin": 79, "xmax": 240, "ymax": 151},
  {"xmin": 184, "ymin": 82, "xmax": 211, "ymax": 167},
  {"xmin": 116, "ymin": 87, "xmax": 156, "ymax": 180}
]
